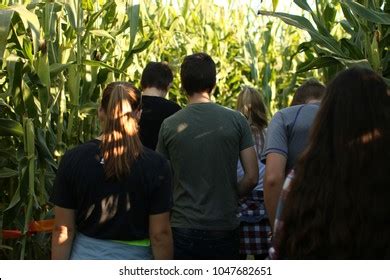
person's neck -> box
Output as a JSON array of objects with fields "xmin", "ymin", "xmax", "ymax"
[
  {"xmin": 306, "ymin": 98, "xmax": 321, "ymax": 104},
  {"xmin": 143, "ymin": 87, "xmax": 166, "ymax": 98},
  {"xmin": 188, "ymin": 92, "xmax": 212, "ymax": 104}
]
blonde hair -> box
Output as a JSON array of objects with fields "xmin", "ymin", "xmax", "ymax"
[
  {"xmin": 100, "ymin": 82, "xmax": 143, "ymax": 180},
  {"xmin": 237, "ymin": 86, "xmax": 268, "ymax": 152}
]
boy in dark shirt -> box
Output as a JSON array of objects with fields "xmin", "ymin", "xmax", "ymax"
[{"xmin": 139, "ymin": 62, "xmax": 181, "ymax": 150}]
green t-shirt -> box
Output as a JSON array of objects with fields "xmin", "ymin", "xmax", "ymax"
[{"xmin": 157, "ymin": 102, "xmax": 254, "ymax": 230}]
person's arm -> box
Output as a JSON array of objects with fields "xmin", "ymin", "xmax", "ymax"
[
  {"xmin": 149, "ymin": 212, "xmax": 173, "ymax": 260},
  {"xmin": 237, "ymin": 146, "xmax": 259, "ymax": 197},
  {"xmin": 156, "ymin": 121, "xmax": 170, "ymax": 160},
  {"xmin": 52, "ymin": 206, "xmax": 76, "ymax": 260},
  {"xmin": 263, "ymin": 153, "xmax": 287, "ymax": 229}
]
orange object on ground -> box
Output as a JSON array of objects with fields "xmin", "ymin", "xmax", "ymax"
[
  {"xmin": 2, "ymin": 230, "xmax": 22, "ymax": 239},
  {"xmin": 29, "ymin": 219, "xmax": 55, "ymax": 232},
  {"xmin": 2, "ymin": 219, "xmax": 55, "ymax": 239}
]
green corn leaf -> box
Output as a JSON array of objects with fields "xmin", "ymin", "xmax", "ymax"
[
  {"xmin": 272, "ymin": 0, "xmax": 279, "ymax": 11},
  {"xmin": 6, "ymin": 56, "xmax": 25, "ymax": 115},
  {"xmin": 0, "ymin": 9, "xmax": 14, "ymax": 62},
  {"xmin": 296, "ymin": 56, "xmax": 341, "ymax": 73},
  {"xmin": 258, "ymin": 11, "xmax": 344, "ymax": 57},
  {"xmin": 128, "ymin": 2, "xmax": 140, "ymax": 52},
  {"xmin": 89, "ymin": 29, "xmax": 116, "ymax": 40},
  {"xmin": 84, "ymin": 59, "xmax": 127, "ymax": 75},
  {"xmin": 37, "ymin": 53, "xmax": 50, "ymax": 115},
  {"xmin": 294, "ymin": 0, "xmax": 330, "ymax": 37},
  {"xmin": 182, "ymin": 0, "xmax": 190, "ymax": 18},
  {"xmin": 36, "ymin": 127, "xmax": 56, "ymax": 168},
  {"xmin": 8, "ymin": 5, "xmax": 41, "ymax": 55},
  {"xmin": 79, "ymin": 102, "xmax": 98, "ymax": 119},
  {"xmin": 64, "ymin": 2, "xmax": 77, "ymax": 30},
  {"xmin": 342, "ymin": 0, "xmax": 390, "ymax": 25},
  {"xmin": 0, "ymin": 98, "xmax": 15, "ymax": 113},
  {"xmin": 370, "ymin": 35, "xmax": 381, "ymax": 72},
  {"xmin": 4, "ymin": 185, "xmax": 21, "ymax": 212},
  {"xmin": 293, "ymin": 0, "xmax": 312, "ymax": 12},
  {"xmin": 0, "ymin": 167, "xmax": 18, "ymax": 178},
  {"xmin": 49, "ymin": 61, "xmax": 76, "ymax": 78},
  {"xmin": 340, "ymin": 2, "xmax": 360, "ymax": 30},
  {"xmin": 81, "ymin": 0, "xmax": 93, "ymax": 11},
  {"xmin": 0, "ymin": 118, "xmax": 24, "ymax": 137}
]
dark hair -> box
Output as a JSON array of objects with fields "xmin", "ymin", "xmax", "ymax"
[
  {"xmin": 100, "ymin": 82, "xmax": 143, "ymax": 180},
  {"xmin": 180, "ymin": 53, "xmax": 216, "ymax": 96},
  {"xmin": 278, "ymin": 67, "xmax": 390, "ymax": 259},
  {"xmin": 290, "ymin": 79, "xmax": 325, "ymax": 106},
  {"xmin": 140, "ymin": 62, "xmax": 173, "ymax": 91},
  {"xmin": 236, "ymin": 86, "xmax": 268, "ymax": 152}
]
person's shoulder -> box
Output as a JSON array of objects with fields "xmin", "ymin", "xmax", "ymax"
[
  {"xmin": 163, "ymin": 98, "xmax": 181, "ymax": 110},
  {"xmin": 212, "ymin": 103, "xmax": 244, "ymax": 117},
  {"xmin": 143, "ymin": 96, "xmax": 180, "ymax": 109},
  {"xmin": 278, "ymin": 104, "xmax": 305, "ymax": 115},
  {"xmin": 60, "ymin": 140, "xmax": 99, "ymax": 166},
  {"xmin": 64, "ymin": 140, "xmax": 99, "ymax": 156}
]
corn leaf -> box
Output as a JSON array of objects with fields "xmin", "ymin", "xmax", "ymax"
[
  {"xmin": 0, "ymin": 118, "xmax": 23, "ymax": 137},
  {"xmin": 84, "ymin": 59, "xmax": 126, "ymax": 74},
  {"xmin": 89, "ymin": 29, "xmax": 115, "ymax": 40},
  {"xmin": 8, "ymin": 5, "xmax": 41, "ymax": 55},
  {"xmin": 0, "ymin": 10, "xmax": 13, "ymax": 61},
  {"xmin": 297, "ymin": 56, "xmax": 341, "ymax": 73},
  {"xmin": 272, "ymin": 0, "xmax": 279, "ymax": 11},
  {"xmin": 127, "ymin": 3, "xmax": 140, "ymax": 52},
  {"xmin": 258, "ymin": 11, "xmax": 344, "ymax": 57},
  {"xmin": 343, "ymin": 0, "xmax": 390, "ymax": 25},
  {"xmin": 0, "ymin": 167, "xmax": 18, "ymax": 178}
]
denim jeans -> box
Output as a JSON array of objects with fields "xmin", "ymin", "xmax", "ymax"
[
  {"xmin": 70, "ymin": 233, "xmax": 153, "ymax": 260},
  {"xmin": 172, "ymin": 227, "xmax": 240, "ymax": 260}
]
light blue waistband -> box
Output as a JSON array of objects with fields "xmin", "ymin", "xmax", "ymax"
[{"xmin": 70, "ymin": 233, "xmax": 153, "ymax": 260}]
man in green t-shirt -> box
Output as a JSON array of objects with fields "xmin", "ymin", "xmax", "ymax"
[{"xmin": 156, "ymin": 53, "xmax": 259, "ymax": 259}]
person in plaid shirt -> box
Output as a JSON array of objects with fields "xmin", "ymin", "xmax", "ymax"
[{"xmin": 236, "ymin": 87, "xmax": 271, "ymax": 259}]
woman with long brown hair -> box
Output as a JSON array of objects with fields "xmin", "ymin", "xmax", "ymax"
[
  {"xmin": 236, "ymin": 86, "xmax": 271, "ymax": 259},
  {"xmin": 51, "ymin": 82, "xmax": 173, "ymax": 259},
  {"xmin": 272, "ymin": 67, "xmax": 390, "ymax": 259}
]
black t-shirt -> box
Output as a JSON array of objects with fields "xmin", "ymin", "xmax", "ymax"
[
  {"xmin": 139, "ymin": 96, "xmax": 181, "ymax": 150},
  {"xmin": 50, "ymin": 139, "xmax": 172, "ymax": 241}
]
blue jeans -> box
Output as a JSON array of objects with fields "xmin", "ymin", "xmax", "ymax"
[
  {"xmin": 70, "ymin": 233, "xmax": 153, "ymax": 260},
  {"xmin": 172, "ymin": 227, "xmax": 240, "ymax": 260}
]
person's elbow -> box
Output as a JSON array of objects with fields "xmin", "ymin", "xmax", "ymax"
[
  {"xmin": 150, "ymin": 226, "xmax": 172, "ymax": 245},
  {"xmin": 264, "ymin": 172, "xmax": 284, "ymax": 190},
  {"xmin": 247, "ymin": 171, "xmax": 259, "ymax": 189}
]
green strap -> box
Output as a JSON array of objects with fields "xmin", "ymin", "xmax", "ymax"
[{"xmin": 112, "ymin": 238, "xmax": 150, "ymax": 247}]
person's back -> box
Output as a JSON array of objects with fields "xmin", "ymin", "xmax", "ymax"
[
  {"xmin": 157, "ymin": 53, "xmax": 258, "ymax": 259},
  {"xmin": 138, "ymin": 62, "xmax": 181, "ymax": 150},
  {"xmin": 51, "ymin": 82, "xmax": 173, "ymax": 260},
  {"xmin": 159, "ymin": 103, "xmax": 251, "ymax": 229},
  {"xmin": 262, "ymin": 79, "xmax": 325, "ymax": 227},
  {"xmin": 262, "ymin": 103, "xmax": 320, "ymax": 172}
]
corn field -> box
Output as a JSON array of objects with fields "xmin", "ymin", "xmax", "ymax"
[{"xmin": 0, "ymin": 0, "xmax": 389, "ymax": 259}]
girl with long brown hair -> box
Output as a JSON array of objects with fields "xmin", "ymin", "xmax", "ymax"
[
  {"xmin": 236, "ymin": 86, "xmax": 271, "ymax": 259},
  {"xmin": 272, "ymin": 67, "xmax": 390, "ymax": 259},
  {"xmin": 51, "ymin": 82, "xmax": 173, "ymax": 259}
]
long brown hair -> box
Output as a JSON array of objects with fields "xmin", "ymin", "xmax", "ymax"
[
  {"xmin": 237, "ymin": 86, "xmax": 268, "ymax": 153},
  {"xmin": 278, "ymin": 67, "xmax": 390, "ymax": 259},
  {"xmin": 100, "ymin": 82, "xmax": 143, "ymax": 180}
]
